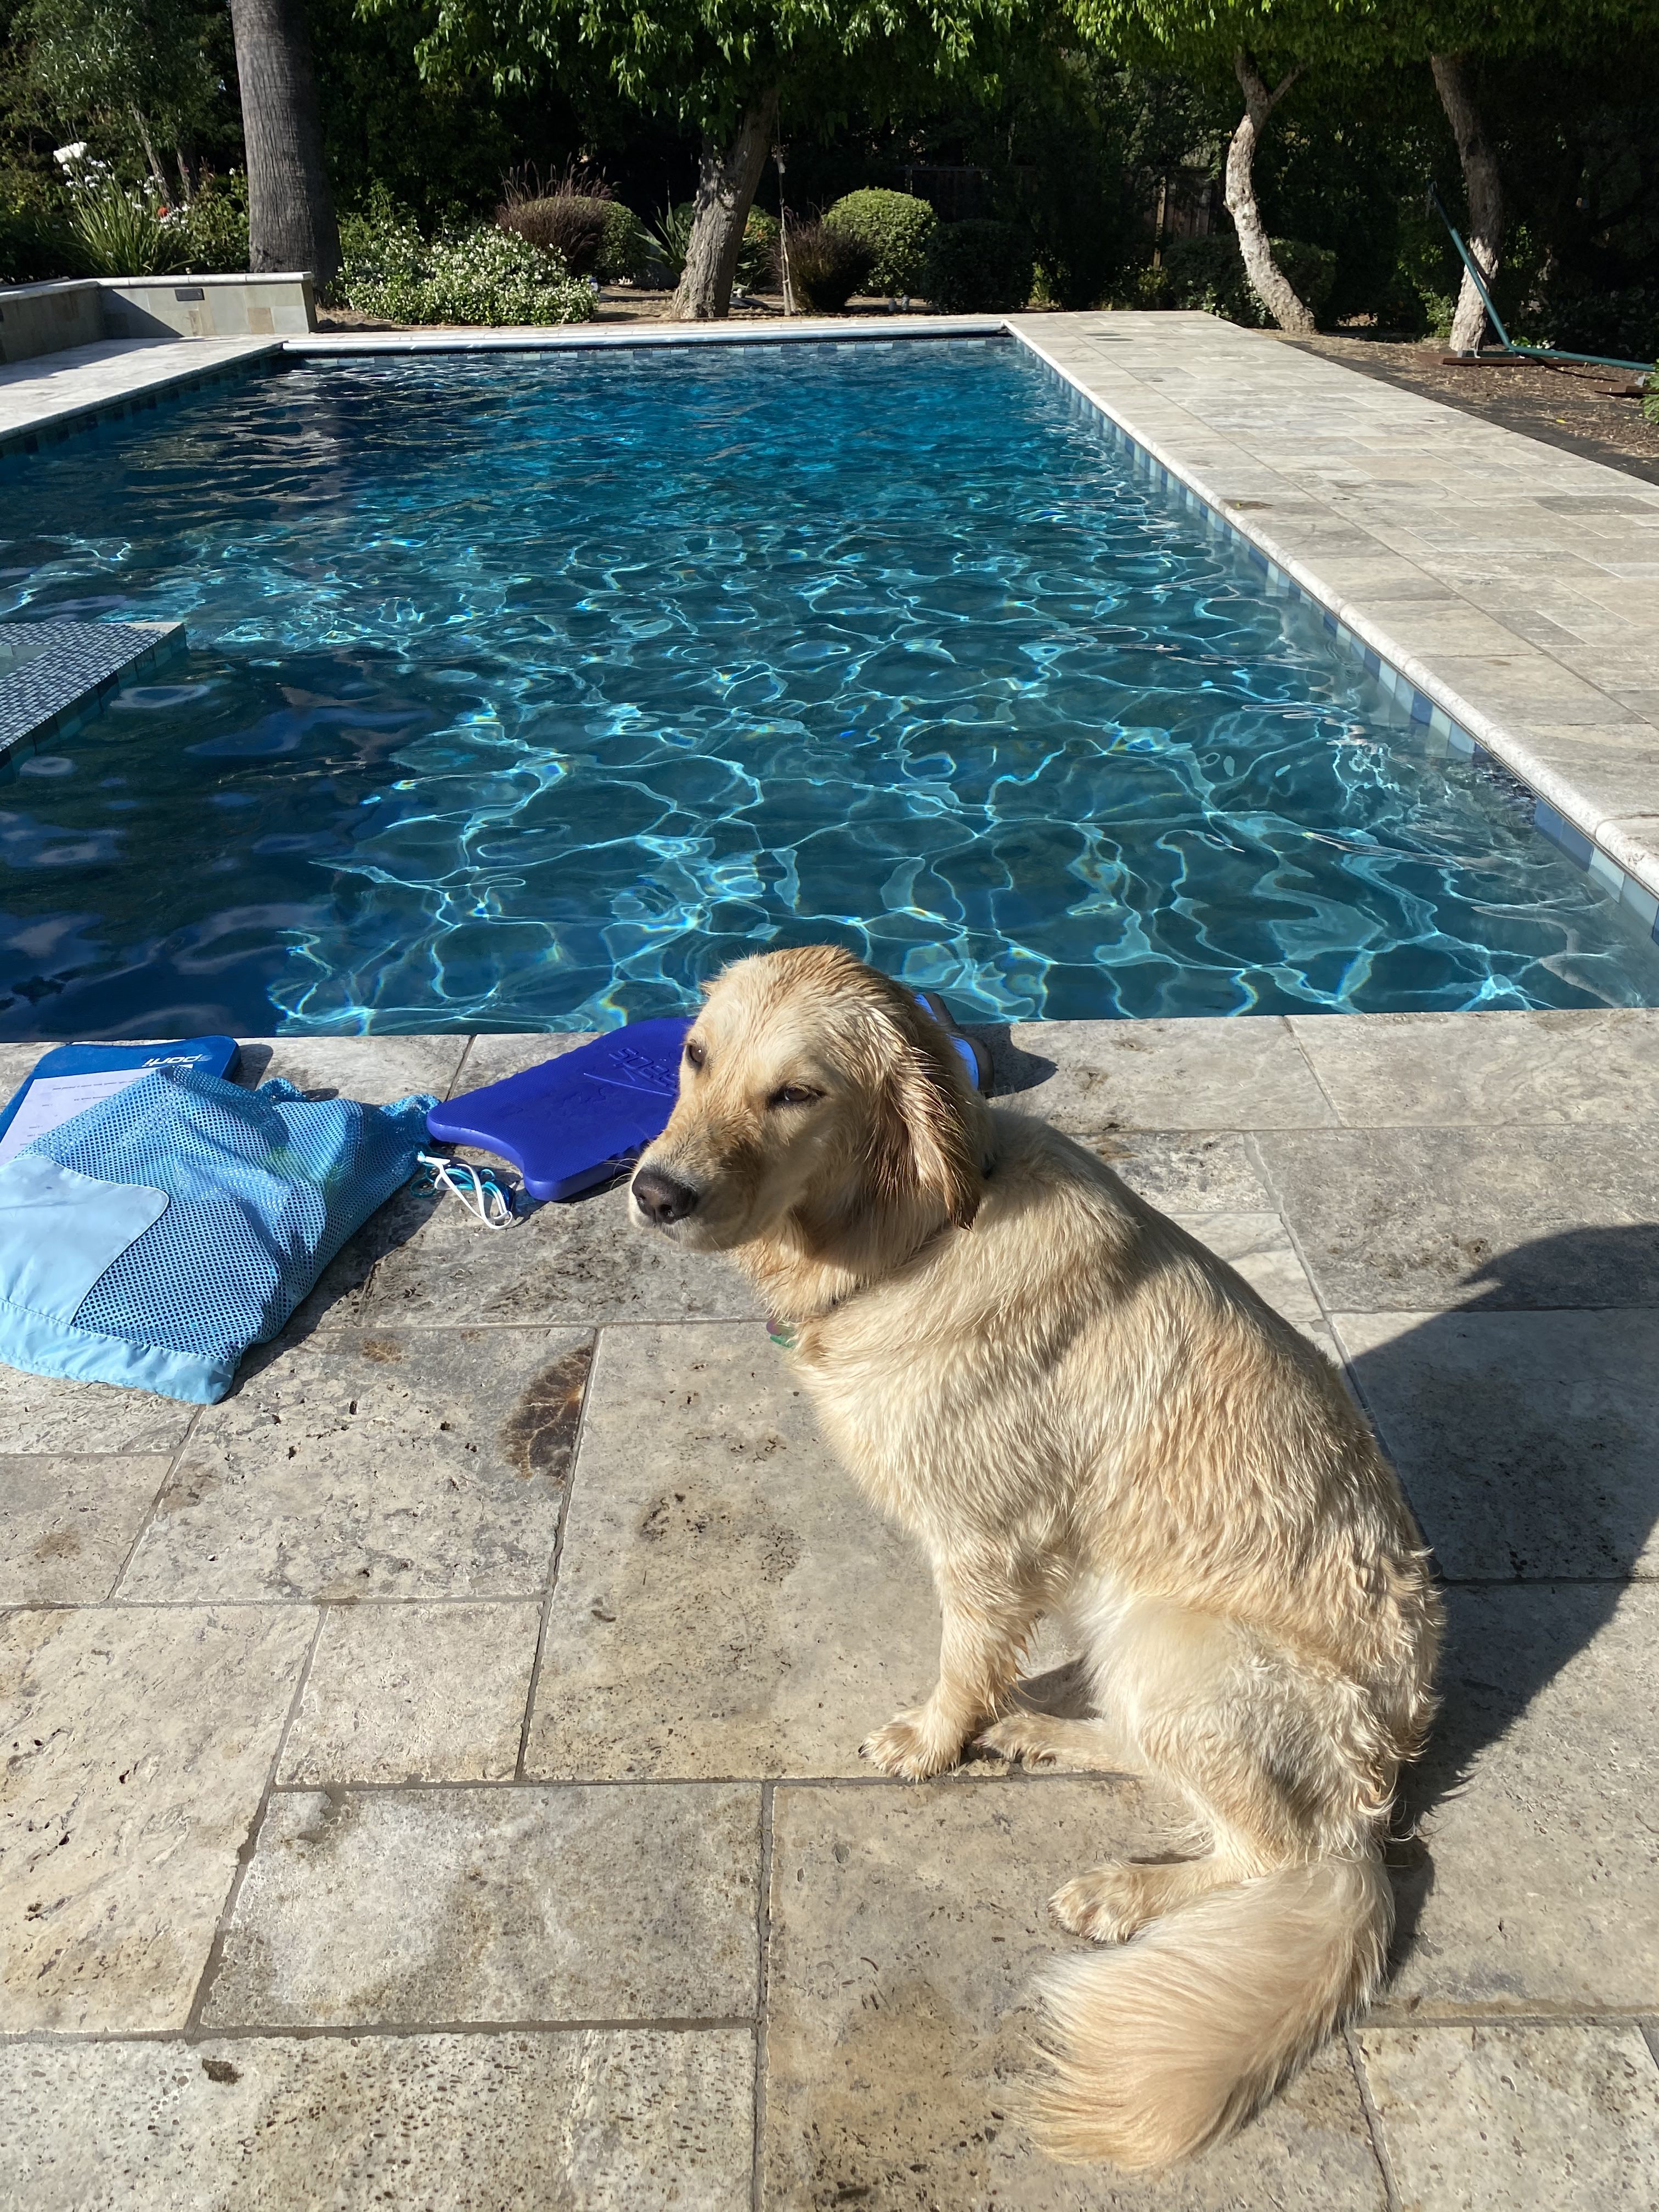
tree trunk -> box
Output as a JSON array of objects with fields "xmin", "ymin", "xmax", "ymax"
[
  {"xmin": 673, "ymin": 91, "xmax": 779, "ymax": 323},
  {"xmin": 1431, "ymin": 52, "xmax": 1503, "ymax": 354},
  {"xmin": 129, "ymin": 106, "xmax": 168, "ymax": 194},
  {"xmin": 227, "ymin": 0, "xmax": 340, "ymax": 287},
  {"xmin": 1224, "ymin": 50, "xmax": 1312, "ymax": 335}
]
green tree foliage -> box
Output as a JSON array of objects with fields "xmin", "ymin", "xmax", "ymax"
[
  {"xmin": 1072, "ymin": 0, "xmax": 1659, "ymax": 340},
  {"xmin": 397, "ymin": 0, "xmax": 1031, "ymax": 317},
  {"xmin": 14, "ymin": 0, "xmax": 225, "ymax": 189}
]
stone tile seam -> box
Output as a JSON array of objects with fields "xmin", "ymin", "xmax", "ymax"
[
  {"xmin": 751, "ymin": 1780, "xmax": 775, "ymax": 2212},
  {"xmin": 443, "ymin": 1034, "xmax": 477, "ymax": 1102},
  {"xmin": 1007, "ymin": 320, "xmax": 1659, "ymax": 921},
  {"xmin": 9, "ymin": 1556, "xmax": 1645, "ymax": 1624},
  {"xmin": 3, "ymin": 2006, "xmax": 1652, "ymax": 2051},
  {"xmin": 515, "ymin": 1322, "xmax": 601, "ymax": 1779},
  {"xmin": 1280, "ymin": 1019, "xmax": 1346, "ymax": 1128},
  {"xmin": 1342, "ymin": 2025, "xmax": 1404, "ymax": 2212},
  {"xmin": 8, "ymin": 1557, "xmax": 1643, "ymax": 1621},
  {"xmin": 0, "ymin": 2015, "xmax": 757, "ymax": 2048},
  {"xmin": 181, "ymin": 1605, "xmax": 326, "ymax": 2037},
  {"xmin": 104, "ymin": 1398, "xmax": 205, "ymax": 1600}
]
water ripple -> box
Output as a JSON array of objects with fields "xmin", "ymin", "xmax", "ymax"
[{"xmin": 0, "ymin": 337, "xmax": 1655, "ymax": 1037}]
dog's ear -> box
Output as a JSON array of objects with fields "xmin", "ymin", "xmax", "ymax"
[{"xmin": 867, "ymin": 1018, "xmax": 983, "ymax": 1231}]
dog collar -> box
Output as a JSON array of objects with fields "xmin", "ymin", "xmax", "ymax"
[{"xmin": 766, "ymin": 1315, "xmax": 799, "ymax": 1351}]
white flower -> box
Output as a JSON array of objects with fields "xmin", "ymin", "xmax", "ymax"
[{"xmin": 53, "ymin": 142, "xmax": 88, "ymax": 168}]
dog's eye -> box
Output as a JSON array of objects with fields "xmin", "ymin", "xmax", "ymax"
[
  {"xmin": 684, "ymin": 1037, "xmax": 706, "ymax": 1071},
  {"xmin": 768, "ymin": 1084, "xmax": 820, "ymax": 1109}
]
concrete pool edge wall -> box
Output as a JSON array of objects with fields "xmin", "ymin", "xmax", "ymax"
[{"xmin": 1, "ymin": 311, "xmax": 1655, "ymax": 952}]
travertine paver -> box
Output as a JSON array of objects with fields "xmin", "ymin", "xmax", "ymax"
[
  {"xmin": 449, "ymin": 1030, "xmax": 596, "ymax": 1092},
  {"xmin": 1171, "ymin": 1212, "xmax": 1327, "ymax": 1342},
  {"xmin": 2, "ymin": 1005, "xmax": 1658, "ymax": 2202},
  {"xmin": 0, "ymin": 1358, "xmax": 197, "ymax": 1455},
  {"xmin": 0, "ymin": 1454, "xmax": 169, "ymax": 1602},
  {"xmin": 1089, "ymin": 1128, "xmax": 1276, "ymax": 1210},
  {"xmin": 1359, "ymin": 2023, "xmax": 1659, "ymax": 2211},
  {"xmin": 0, "ymin": 2029, "xmax": 754, "ymax": 2212},
  {"xmin": 994, "ymin": 1014, "xmax": 1336, "ymax": 1131},
  {"xmin": 118, "ymin": 1327, "xmax": 591, "ymax": 1601},
  {"xmin": 0, "ymin": 1605, "xmax": 313, "ymax": 2031},
  {"xmin": 1252, "ymin": 1127, "xmax": 1659, "ymax": 1310},
  {"xmin": 277, "ymin": 1600, "xmax": 543, "ymax": 1783},
  {"xmin": 1335, "ymin": 1308, "xmax": 1659, "ymax": 1579},
  {"xmin": 359, "ymin": 1172, "xmax": 764, "ymax": 1328},
  {"xmin": 764, "ymin": 1781, "xmax": 1385, "ymax": 2211},
  {"xmin": 524, "ymin": 1322, "xmax": 938, "ymax": 1781},
  {"xmin": 1286, "ymin": 1008, "xmax": 1659, "ymax": 1127},
  {"xmin": 1386, "ymin": 1584, "xmax": 1659, "ymax": 2016},
  {"xmin": 241, "ymin": 1031, "xmax": 469, "ymax": 1103},
  {"xmin": 202, "ymin": 1784, "xmax": 760, "ymax": 2027}
]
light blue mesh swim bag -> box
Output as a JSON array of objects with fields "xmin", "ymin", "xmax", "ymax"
[{"xmin": 0, "ymin": 1063, "xmax": 435, "ymax": 1403}]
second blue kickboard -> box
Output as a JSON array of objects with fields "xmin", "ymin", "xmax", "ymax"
[
  {"xmin": 426, "ymin": 1020, "xmax": 692, "ymax": 1203},
  {"xmin": 428, "ymin": 1002, "xmax": 992, "ymax": 1205}
]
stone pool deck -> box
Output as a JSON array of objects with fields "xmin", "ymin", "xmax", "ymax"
[{"xmin": 3, "ymin": 1009, "xmax": 1658, "ymax": 2208}]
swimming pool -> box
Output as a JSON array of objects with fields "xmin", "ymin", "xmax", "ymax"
[{"xmin": 2, "ymin": 335, "xmax": 1656, "ymax": 1038}]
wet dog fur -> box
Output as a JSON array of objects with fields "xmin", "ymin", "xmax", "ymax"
[{"xmin": 628, "ymin": 945, "xmax": 1441, "ymax": 2169}]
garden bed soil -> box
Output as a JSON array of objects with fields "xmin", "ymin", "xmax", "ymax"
[{"xmin": 1286, "ymin": 331, "xmax": 1659, "ymax": 487}]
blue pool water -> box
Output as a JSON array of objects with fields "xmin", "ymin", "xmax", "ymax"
[{"xmin": 1, "ymin": 336, "xmax": 1656, "ymax": 1038}]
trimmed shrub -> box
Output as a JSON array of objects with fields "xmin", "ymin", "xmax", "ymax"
[
  {"xmin": 597, "ymin": 201, "xmax": 651, "ymax": 284},
  {"xmin": 340, "ymin": 195, "xmax": 592, "ymax": 325},
  {"xmin": 823, "ymin": 188, "xmax": 936, "ymax": 296},
  {"xmin": 778, "ymin": 220, "xmax": 874, "ymax": 312},
  {"xmin": 921, "ymin": 219, "xmax": 1035, "ymax": 313},
  {"xmin": 499, "ymin": 193, "xmax": 611, "ymax": 277}
]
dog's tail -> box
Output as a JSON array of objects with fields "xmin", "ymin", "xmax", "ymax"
[{"xmin": 1029, "ymin": 1853, "xmax": 1390, "ymax": 2169}]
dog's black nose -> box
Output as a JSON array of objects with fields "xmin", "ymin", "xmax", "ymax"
[{"xmin": 631, "ymin": 1165, "xmax": 699, "ymax": 1224}]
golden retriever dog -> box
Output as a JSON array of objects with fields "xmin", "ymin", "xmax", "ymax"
[{"xmin": 628, "ymin": 945, "xmax": 1441, "ymax": 2169}]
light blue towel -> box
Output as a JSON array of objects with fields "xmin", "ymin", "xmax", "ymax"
[{"xmin": 0, "ymin": 1063, "xmax": 434, "ymax": 1402}]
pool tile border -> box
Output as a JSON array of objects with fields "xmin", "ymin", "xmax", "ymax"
[{"xmin": 0, "ymin": 619, "xmax": 187, "ymax": 767}]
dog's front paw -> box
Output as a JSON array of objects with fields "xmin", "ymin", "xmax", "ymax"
[{"xmin": 859, "ymin": 1707, "xmax": 964, "ymax": 1781}]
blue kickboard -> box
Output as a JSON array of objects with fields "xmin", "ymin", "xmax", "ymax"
[
  {"xmin": 428, "ymin": 1002, "xmax": 992, "ymax": 1207},
  {"xmin": 0, "ymin": 1035, "xmax": 241, "ymax": 1159},
  {"xmin": 426, "ymin": 1020, "xmax": 692, "ymax": 1203}
]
